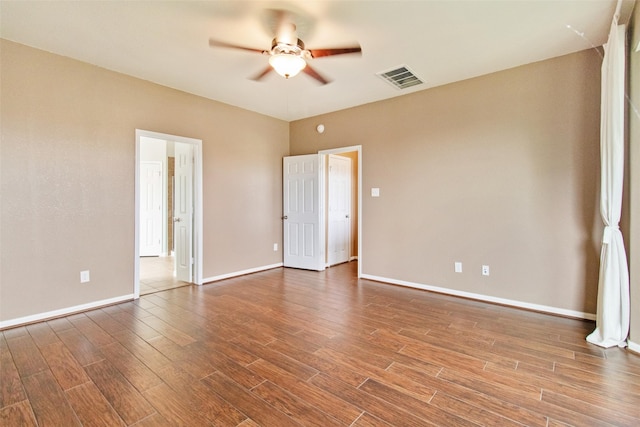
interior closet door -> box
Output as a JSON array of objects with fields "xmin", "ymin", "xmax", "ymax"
[
  {"xmin": 283, "ymin": 154, "xmax": 325, "ymax": 271},
  {"xmin": 327, "ymin": 154, "xmax": 351, "ymax": 266}
]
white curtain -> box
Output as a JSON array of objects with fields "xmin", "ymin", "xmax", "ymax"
[{"xmin": 586, "ymin": 17, "xmax": 629, "ymax": 348}]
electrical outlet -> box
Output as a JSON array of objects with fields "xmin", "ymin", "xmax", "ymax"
[
  {"xmin": 80, "ymin": 270, "xmax": 90, "ymax": 283},
  {"xmin": 273, "ymin": 243, "xmax": 278, "ymax": 251},
  {"xmin": 482, "ymin": 265, "xmax": 490, "ymax": 276},
  {"xmin": 454, "ymin": 262, "xmax": 462, "ymax": 273}
]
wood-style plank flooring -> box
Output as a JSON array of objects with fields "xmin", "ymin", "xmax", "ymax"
[{"xmin": 2, "ymin": 262, "xmax": 640, "ymax": 426}]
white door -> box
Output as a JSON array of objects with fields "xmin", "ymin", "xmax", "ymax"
[
  {"xmin": 139, "ymin": 161, "xmax": 163, "ymax": 256},
  {"xmin": 327, "ymin": 155, "xmax": 352, "ymax": 266},
  {"xmin": 283, "ymin": 155, "xmax": 325, "ymax": 271},
  {"xmin": 174, "ymin": 142, "xmax": 193, "ymax": 282}
]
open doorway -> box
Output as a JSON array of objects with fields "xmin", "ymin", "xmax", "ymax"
[
  {"xmin": 135, "ymin": 130, "xmax": 203, "ymax": 297},
  {"xmin": 321, "ymin": 147, "xmax": 360, "ymax": 272},
  {"xmin": 325, "ymin": 153, "xmax": 353, "ymax": 267},
  {"xmin": 282, "ymin": 146, "xmax": 362, "ymax": 277}
]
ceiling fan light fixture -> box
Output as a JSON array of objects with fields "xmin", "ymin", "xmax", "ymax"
[{"xmin": 269, "ymin": 53, "xmax": 306, "ymax": 79}]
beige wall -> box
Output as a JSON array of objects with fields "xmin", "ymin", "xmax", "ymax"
[
  {"xmin": 0, "ymin": 40, "xmax": 289, "ymax": 323},
  {"xmin": 1, "ymin": 36, "xmax": 624, "ymax": 324},
  {"xmin": 629, "ymin": 2, "xmax": 640, "ymax": 345},
  {"xmin": 291, "ymin": 50, "xmax": 603, "ymax": 315}
]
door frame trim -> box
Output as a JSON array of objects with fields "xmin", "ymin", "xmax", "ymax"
[
  {"xmin": 318, "ymin": 145, "xmax": 362, "ymax": 278},
  {"xmin": 135, "ymin": 129, "xmax": 204, "ymax": 298}
]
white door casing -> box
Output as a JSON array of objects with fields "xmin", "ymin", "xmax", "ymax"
[
  {"xmin": 327, "ymin": 155, "xmax": 351, "ymax": 266},
  {"xmin": 139, "ymin": 161, "xmax": 163, "ymax": 256},
  {"xmin": 174, "ymin": 142, "xmax": 193, "ymax": 282},
  {"xmin": 283, "ymin": 154, "xmax": 325, "ymax": 271}
]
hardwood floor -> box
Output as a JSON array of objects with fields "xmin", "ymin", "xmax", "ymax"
[{"xmin": 2, "ymin": 262, "xmax": 640, "ymax": 426}]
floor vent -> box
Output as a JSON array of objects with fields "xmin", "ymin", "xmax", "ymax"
[{"xmin": 376, "ymin": 66, "xmax": 423, "ymax": 89}]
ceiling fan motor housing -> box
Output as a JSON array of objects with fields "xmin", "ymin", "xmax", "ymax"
[{"xmin": 271, "ymin": 37, "xmax": 306, "ymax": 56}]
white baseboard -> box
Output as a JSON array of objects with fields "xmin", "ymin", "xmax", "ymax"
[
  {"xmin": 628, "ymin": 340, "xmax": 640, "ymax": 354},
  {"xmin": 0, "ymin": 293, "xmax": 135, "ymax": 330},
  {"xmin": 1, "ymin": 268, "xmax": 596, "ymax": 329},
  {"xmin": 202, "ymin": 263, "xmax": 283, "ymax": 284},
  {"xmin": 350, "ymin": 256, "xmax": 359, "ymax": 261},
  {"xmin": 361, "ymin": 273, "xmax": 596, "ymax": 320}
]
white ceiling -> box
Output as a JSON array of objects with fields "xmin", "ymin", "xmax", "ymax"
[{"xmin": 0, "ymin": 0, "xmax": 617, "ymax": 122}]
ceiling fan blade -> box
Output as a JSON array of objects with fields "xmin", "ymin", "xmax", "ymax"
[
  {"xmin": 209, "ymin": 39, "xmax": 267, "ymax": 54},
  {"xmin": 302, "ymin": 64, "xmax": 330, "ymax": 85},
  {"xmin": 308, "ymin": 46, "xmax": 362, "ymax": 58},
  {"xmin": 251, "ymin": 65, "xmax": 274, "ymax": 81}
]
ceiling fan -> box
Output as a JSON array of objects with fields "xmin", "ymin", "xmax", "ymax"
[{"xmin": 209, "ymin": 10, "xmax": 361, "ymax": 85}]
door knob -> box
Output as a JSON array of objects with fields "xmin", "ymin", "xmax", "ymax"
[
  {"xmin": 174, "ymin": 217, "xmax": 182, "ymax": 222},
  {"xmin": 282, "ymin": 215, "xmax": 288, "ymax": 220},
  {"xmin": 345, "ymin": 215, "xmax": 350, "ymax": 218}
]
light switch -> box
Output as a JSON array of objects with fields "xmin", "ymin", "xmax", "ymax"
[
  {"xmin": 80, "ymin": 270, "xmax": 90, "ymax": 283},
  {"xmin": 371, "ymin": 188, "xmax": 380, "ymax": 197}
]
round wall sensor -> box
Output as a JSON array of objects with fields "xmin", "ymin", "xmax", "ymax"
[{"xmin": 316, "ymin": 124, "xmax": 325, "ymax": 134}]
